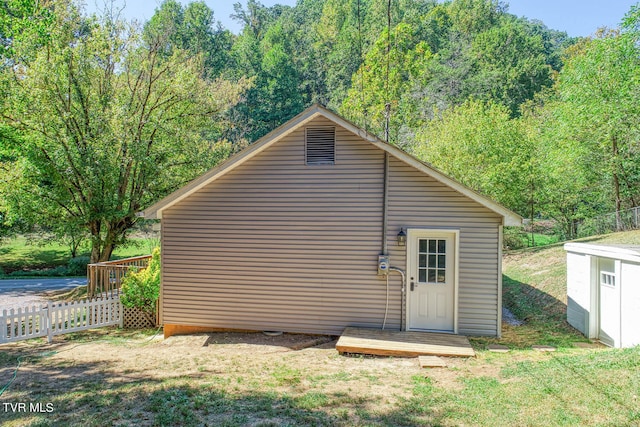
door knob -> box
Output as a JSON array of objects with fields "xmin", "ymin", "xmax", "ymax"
[{"xmin": 410, "ymin": 281, "xmax": 415, "ymax": 291}]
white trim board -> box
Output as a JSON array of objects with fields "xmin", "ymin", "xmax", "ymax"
[
  {"xmin": 565, "ymin": 243, "xmax": 640, "ymax": 264},
  {"xmin": 405, "ymin": 228, "xmax": 460, "ymax": 334}
]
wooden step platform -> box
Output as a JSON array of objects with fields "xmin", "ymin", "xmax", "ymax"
[{"xmin": 336, "ymin": 327, "xmax": 475, "ymax": 358}]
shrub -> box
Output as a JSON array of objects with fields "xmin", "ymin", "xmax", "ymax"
[
  {"xmin": 67, "ymin": 256, "xmax": 91, "ymax": 276},
  {"xmin": 120, "ymin": 247, "xmax": 160, "ymax": 322},
  {"xmin": 503, "ymin": 227, "xmax": 527, "ymax": 250}
]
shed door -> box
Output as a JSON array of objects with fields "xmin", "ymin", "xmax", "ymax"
[
  {"xmin": 407, "ymin": 231, "xmax": 456, "ymax": 332},
  {"xmin": 598, "ymin": 258, "xmax": 619, "ymax": 347}
]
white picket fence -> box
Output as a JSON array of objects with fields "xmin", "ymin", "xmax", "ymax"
[{"xmin": 0, "ymin": 296, "xmax": 122, "ymax": 344}]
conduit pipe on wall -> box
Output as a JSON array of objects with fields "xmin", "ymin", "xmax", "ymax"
[
  {"xmin": 380, "ymin": 151, "xmax": 390, "ymax": 330},
  {"xmin": 380, "ymin": 148, "xmax": 406, "ymax": 330},
  {"xmin": 386, "ymin": 266, "xmax": 405, "ymax": 330},
  {"xmin": 382, "ymin": 152, "xmax": 389, "ymax": 255}
]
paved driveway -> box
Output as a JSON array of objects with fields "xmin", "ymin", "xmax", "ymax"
[{"xmin": 0, "ymin": 277, "xmax": 87, "ymax": 311}]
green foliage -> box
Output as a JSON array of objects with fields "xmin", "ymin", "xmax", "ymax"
[
  {"xmin": 533, "ymin": 19, "xmax": 640, "ymax": 236},
  {"xmin": 414, "ymin": 99, "xmax": 534, "ymax": 215},
  {"xmin": 340, "ymin": 0, "xmax": 566, "ymax": 149},
  {"xmin": 0, "ymin": 0, "xmax": 57, "ymax": 62},
  {"xmin": 143, "ymin": 0, "xmax": 233, "ymax": 79},
  {"xmin": 120, "ymin": 247, "xmax": 160, "ymax": 315},
  {"xmin": 66, "ymin": 256, "xmax": 91, "ymax": 276},
  {"xmin": 1, "ymin": 6, "xmax": 248, "ymax": 262},
  {"xmin": 341, "ymin": 22, "xmax": 432, "ymax": 145},
  {"xmin": 469, "ymin": 19, "xmax": 553, "ymax": 115},
  {"xmin": 2, "ymin": 0, "xmax": 638, "ymax": 257}
]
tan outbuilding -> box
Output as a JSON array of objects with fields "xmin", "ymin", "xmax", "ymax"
[{"xmin": 142, "ymin": 104, "xmax": 521, "ymax": 338}]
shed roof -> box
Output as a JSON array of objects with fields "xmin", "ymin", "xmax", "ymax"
[
  {"xmin": 564, "ymin": 242, "xmax": 640, "ymax": 264},
  {"xmin": 142, "ymin": 104, "xmax": 522, "ymax": 226}
]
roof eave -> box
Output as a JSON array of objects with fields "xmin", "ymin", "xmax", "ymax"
[
  {"xmin": 141, "ymin": 105, "xmax": 325, "ymax": 219},
  {"xmin": 141, "ymin": 103, "xmax": 523, "ymax": 226}
]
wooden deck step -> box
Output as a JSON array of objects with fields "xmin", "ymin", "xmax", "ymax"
[{"xmin": 336, "ymin": 327, "xmax": 475, "ymax": 358}]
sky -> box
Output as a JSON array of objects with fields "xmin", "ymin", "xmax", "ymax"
[{"xmin": 85, "ymin": 0, "xmax": 638, "ymax": 38}]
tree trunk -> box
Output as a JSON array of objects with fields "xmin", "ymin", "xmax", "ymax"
[
  {"xmin": 99, "ymin": 242, "xmax": 115, "ymax": 262},
  {"xmin": 89, "ymin": 222, "xmax": 115, "ymax": 263},
  {"xmin": 613, "ymin": 172, "xmax": 623, "ymax": 230},
  {"xmin": 89, "ymin": 216, "xmax": 136, "ymax": 263},
  {"xmin": 89, "ymin": 221, "xmax": 102, "ymax": 264}
]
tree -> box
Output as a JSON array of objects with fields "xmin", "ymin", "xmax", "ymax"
[
  {"xmin": 143, "ymin": 0, "xmax": 233, "ymax": 79},
  {"xmin": 532, "ymin": 97, "xmax": 608, "ymax": 238},
  {"xmin": 1, "ymin": 0, "xmax": 61, "ymax": 242},
  {"xmin": 1, "ymin": 5, "xmax": 248, "ymax": 262},
  {"xmin": 341, "ymin": 23, "xmax": 432, "ymax": 146},
  {"xmin": 413, "ymin": 99, "xmax": 534, "ymax": 216},
  {"xmin": 549, "ymin": 25, "xmax": 640, "ymax": 229},
  {"xmin": 231, "ymin": 0, "xmax": 286, "ymax": 39},
  {"xmin": 0, "ymin": 126, "xmax": 23, "ymax": 241},
  {"xmin": 469, "ymin": 19, "xmax": 553, "ymax": 115},
  {"xmin": 227, "ymin": 1, "xmax": 302, "ymax": 142}
]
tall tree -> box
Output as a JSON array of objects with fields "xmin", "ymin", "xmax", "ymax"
[
  {"xmin": 413, "ymin": 99, "xmax": 534, "ymax": 216},
  {"xmin": 0, "ymin": 5, "xmax": 248, "ymax": 262},
  {"xmin": 531, "ymin": 96, "xmax": 607, "ymax": 238},
  {"xmin": 227, "ymin": 0, "xmax": 301, "ymax": 142},
  {"xmin": 341, "ymin": 22, "xmax": 432, "ymax": 145},
  {"xmin": 143, "ymin": 0, "xmax": 233, "ymax": 79},
  {"xmin": 1, "ymin": 0, "xmax": 60, "ymax": 241},
  {"xmin": 550, "ymin": 24, "xmax": 640, "ymax": 229},
  {"xmin": 469, "ymin": 18, "xmax": 553, "ymax": 115}
]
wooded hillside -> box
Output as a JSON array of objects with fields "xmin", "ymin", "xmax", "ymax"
[{"xmin": 1, "ymin": 0, "xmax": 639, "ymax": 259}]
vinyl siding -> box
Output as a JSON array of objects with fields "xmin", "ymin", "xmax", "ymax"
[
  {"xmin": 161, "ymin": 116, "xmax": 502, "ymax": 336},
  {"xmin": 386, "ymin": 158, "xmax": 502, "ymax": 336}
]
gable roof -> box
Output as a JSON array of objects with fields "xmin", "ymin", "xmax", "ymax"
[{"xmin": 142, "ymin": 104, "xmax": 522, "ymax": 226}]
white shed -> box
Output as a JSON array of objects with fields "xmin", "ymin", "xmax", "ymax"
[{"xmin": 564, "ymin": 242, "xmax": 640, "ymax": 348}]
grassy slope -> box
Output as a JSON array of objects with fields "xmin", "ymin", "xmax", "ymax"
[
  {"xmin": 0, "ymin": 235, "xmax": 158, "ymax": 275},
  {"xmin": 501, "ymin": 230, "xmax": 640, "ymax": 347}
]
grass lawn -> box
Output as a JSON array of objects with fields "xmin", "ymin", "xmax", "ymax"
[
  {"xmin": 0, "ymin": 235, "xmax": 157, "ymax": 277},
  {"xmin": 1, "ymin": 330, "xmax": 638, "ymax": 426},
  {"xmin": 504, "ymin": 228, "xmax": 560, "ymax": 250},
  {"xmin": 0, "ymin": 231, "xmax": 639, "ymax": 426}
]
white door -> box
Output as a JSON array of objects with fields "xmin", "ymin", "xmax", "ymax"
[
  {"xmin": 407, "ymin": 230, "xmax": 456, "ymax": 332},
  {"xmin": 598, "ymin": 257, "xmax": 619, "ymax": 347}
]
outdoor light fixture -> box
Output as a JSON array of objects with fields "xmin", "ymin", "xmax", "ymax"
[{"xmin": 397, "ymin": 228, "xmax": 406, "ymax": 246}]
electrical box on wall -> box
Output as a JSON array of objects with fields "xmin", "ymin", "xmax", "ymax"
[{"xmin": 378, "ymin": 254, "xmax": 390, "ymax": 276}]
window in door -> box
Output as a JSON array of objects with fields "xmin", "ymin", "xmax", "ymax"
[{"xmin": 418, "ymin": 239, "xmax": 446, "ymax": 284}]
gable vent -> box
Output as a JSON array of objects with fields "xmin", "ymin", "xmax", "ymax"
[{"xmin": 306, "ymin": 127, "xmax": 335, "ymax": 165}]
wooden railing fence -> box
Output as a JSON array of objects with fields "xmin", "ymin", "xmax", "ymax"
[{"xmin": 87, "ymin": 255, "xmax": 152, "ymax": 297}]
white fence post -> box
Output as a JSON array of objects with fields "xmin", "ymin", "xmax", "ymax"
[
  {"xmin": 0, "ymin": 309, "xmax": 6, "ymax": 342},
  {"xmin": 47, "ymin": 301, "xmax": 53, "ymax": 343},
  {"xmin": 119, "ymin": 299, "xmax": 124, "ymax": 328}
]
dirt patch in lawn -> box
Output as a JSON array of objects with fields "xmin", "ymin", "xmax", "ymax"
[
  {"xmin": 0, "ymin": 329, "xmax": 484, "ymax": 424},
  {"xmin": 0, "ymin": 328, "xmax": 607, "ymax": 426}
]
